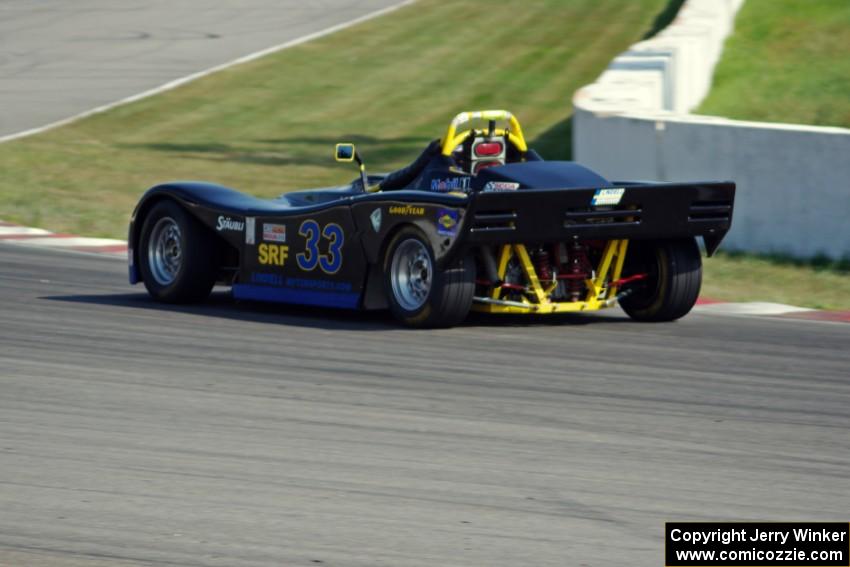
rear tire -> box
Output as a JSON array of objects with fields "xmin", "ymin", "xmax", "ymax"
[
  {"xmin": 383, "ymin": 227, "xmax": 474, "ymax": 328},
  {"xmin": 139, "ymin": 200, "xmax": 217, "ymax": 303},
  {"xmin": 619, "ymin": 238, "xmax": 702, "ymax": 322}
]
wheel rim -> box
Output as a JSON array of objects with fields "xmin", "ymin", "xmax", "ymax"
[
  {"xmin": 147, "ymin": 217, "xmax": 183, "ymax": 286},
  {"xmin": 390, "ymin": 238, "xmax": 432, "ymax": 311}
]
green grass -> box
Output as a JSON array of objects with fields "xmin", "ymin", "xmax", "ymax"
[
  {"xmin": 0, "ymin": 0, "xmax": 669, "ymax": 239},
  {"xmin": 703, "ymin": 252, "xmax": 850, "ymax": 310},
  {"xmin": 698, "ymin": 0, "xmax": 850, "ymax": 127}
]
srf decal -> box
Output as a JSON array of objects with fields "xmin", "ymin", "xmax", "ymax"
[{"xmin": 258, "ymin": 243, "xmax": 289, "ymax": 266}]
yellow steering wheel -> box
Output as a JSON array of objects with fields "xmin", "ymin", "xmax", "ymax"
[{"xmin": 439, "ymin": 110, "xmax": 528, "ymax": 157}]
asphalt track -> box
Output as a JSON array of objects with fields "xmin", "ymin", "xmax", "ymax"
[
  {"xmin": 1, "ymin": 243, "xmax": 848, "ymax": 566},
  {"xmin": 0, "ymin": 0, "xmax": 405, "ymax": 137}
]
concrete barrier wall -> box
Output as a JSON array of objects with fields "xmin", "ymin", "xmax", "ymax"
[{"xmin": 573, "ymin": 0, "xmax": 850, "ymax": 259}]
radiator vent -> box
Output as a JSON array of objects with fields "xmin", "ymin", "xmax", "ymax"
[
  {"xmin": 564, "ymin": 206, "xmax": 642, "ymax": 229},
  {"xmin": 689, "ymin": 200, "xmax": 732, "ymax": 222},
  {"xmin": 471, "ymin": 210, "xmax": 517, "ymax": 232}
]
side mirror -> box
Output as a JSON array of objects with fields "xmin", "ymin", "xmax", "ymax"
[
  {"xmin": 334, "ymin": 142, "xmax": 371, "ymax": 192},
  {"xmin": 335, "ymin": 143, "xmax": 356, "ymax": 162}
]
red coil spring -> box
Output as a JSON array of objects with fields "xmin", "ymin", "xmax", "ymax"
[
  {"xmin": 535, "ymin": 249, "xmax": 553, "ymax": 282},
  {"xmin": 568, "ymin": 243, "xmax": 591, "ymax": 300}
]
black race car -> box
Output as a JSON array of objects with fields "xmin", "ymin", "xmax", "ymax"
[{"xmin": 128, "ymin": 110, "xmax": 735, "ymax": 327}]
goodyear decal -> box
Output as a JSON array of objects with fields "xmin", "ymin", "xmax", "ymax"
[
  {"xmin": 436, "ymin": 208, "xmax": 459, "ymax": 237},
  {"xmin": 388, "ymin": 204, "xmax": 424, "ymax": 216}
]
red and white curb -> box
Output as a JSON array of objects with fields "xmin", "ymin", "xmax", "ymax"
[
  {"xmin": 694, "ymin": 298, "xmax": 850, "ymax": 323},
  {"xmin": 0, "ymin": 220, "xmax": 127, "ymax": 257},
  {"xmin": 1, "ymin": 219, "xmax": 847, "ymax": 323}
]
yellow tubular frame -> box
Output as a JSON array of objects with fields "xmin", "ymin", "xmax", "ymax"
[
  {"xmin": 435, "ymin": 110, "xmax": 629, "ymax": 314},
  {"xmin": 440, "ymin": 110, "xmax": 528, "ymax": 156},
  {"xmin": 472, "ymin": 240, "xmax": 630, "ymax": 314}
]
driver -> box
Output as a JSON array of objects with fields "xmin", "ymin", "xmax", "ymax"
[{"xmin": 379, "ymin": 139, "xmax": 443, "ymax": 191}]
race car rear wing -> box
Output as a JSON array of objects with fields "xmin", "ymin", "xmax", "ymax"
[{"xmin": 463, "ymin": 181, "xmax": 735, "ymax": 255}]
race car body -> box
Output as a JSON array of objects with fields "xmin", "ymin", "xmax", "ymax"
[{"xmin": 128, "ymin": 110, "xmax": 735, "ymax": 327}]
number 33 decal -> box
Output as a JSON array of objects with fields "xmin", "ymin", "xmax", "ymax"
[{"xmin": 296, "ymin": 220, "xmax": 344, "ymax": 274}]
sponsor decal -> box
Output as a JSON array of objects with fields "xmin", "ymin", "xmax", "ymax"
[
  {"xmin": 249, "ymin": 273, "xmax": 352, "ymax": 293},
  {"xmin": 258, "ymin": 243, "xmax": 290, "ymax": 266},
  {"xmin": 388, "ymin": 204, "xmax": 425, "ymax": 216},
  {"xmin": 436, "ymin": 208, "xmax": 459, "ymax": 237},
  {"xmin": 286, "ymin": 277, "xmax": 353, "ymax": 293},
  {"xmin": 370, "ymin": 208, "xmax": 382, "ymax": 232},
  {"xmin": 430, "ymin": 176, "xmax": 471, "ymax": 193},
  {"xmin": 483, "ymin": 181, "xmax": 520, "ymax": 192},
  {"xmin": 591, "ymin": 188, "xmax": 625, "ymax": 206},
  {"xmin": 250, "ymin": 272, "xmax": 284, "ymax": 286},
  {"xmin": 262, "ymin": 223, "xmax": 286, "ymax": 243},
  {"xmin": 245, "ymin": 217, "xmax": 256, "ymax": 245},
  {"xmin": 216, "ymin": 215, "xmax": 244, "ymax": 232}
]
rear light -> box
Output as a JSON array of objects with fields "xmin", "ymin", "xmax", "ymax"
[
  {"xmin": 474, "ymin": 142, "xmax": 503, "ymax": 157},
  {"xmin": 474, "ymin": 161, "xmax": 502, "ymax": 173}
]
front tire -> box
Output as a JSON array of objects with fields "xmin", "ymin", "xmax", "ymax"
[
  {"xmin": 619, "ymin": 238, "xmax": 702, "ymax": 322},
  {"xmin": 138, "ymin": 200, "xmax": 217, "ymax": 303},
  {"xmin": 383, "ymin": 227, "xmax": 474, "ymax": 328}
]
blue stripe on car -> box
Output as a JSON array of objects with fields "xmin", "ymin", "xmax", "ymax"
[{"xmin": 232, "ymin": 284, "xmax": 360, "ymax": 309}]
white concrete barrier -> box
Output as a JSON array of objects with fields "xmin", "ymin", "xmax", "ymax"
[{"xmin": 573, "ymin": 0, "xmax": 850, "ymax": 259}]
